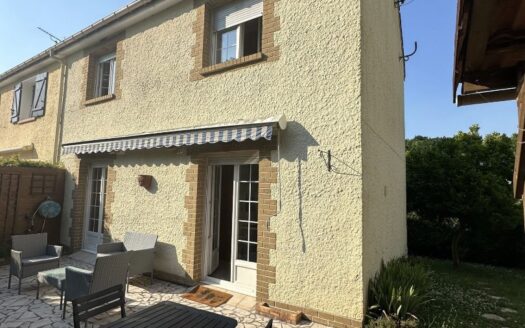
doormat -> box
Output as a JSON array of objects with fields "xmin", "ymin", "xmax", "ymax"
[{"xmin": 182, "ymin": 285, "xmax": 233, "ymax": 307}]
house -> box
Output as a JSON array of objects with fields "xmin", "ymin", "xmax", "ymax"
[
  {"xmin": 0, "ymin": 0, "xmax": 407, "ymax": 326},
  {"xmin": 453, "ymin": 0, "xmax": 525, "ymax": 215},
  {"xmin": 0, "ymin": 57, "xmax": 64, "ymax": 162}
]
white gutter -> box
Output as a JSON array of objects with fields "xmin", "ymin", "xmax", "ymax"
[
  {"xmin": 49, "ymin": 50, "xmax": 68, "ymax": 164},
  {"xmin": 0, "ymin": 144, "xmax": 34, "ymax": 156},
  {"xmin": 0, "ymin": 0, "xmax": 182, "ymax": 88}
]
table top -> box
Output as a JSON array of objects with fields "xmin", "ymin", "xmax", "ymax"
[{"xmin": 101, "ymin": 301, "xmax": 238, "ymax": 328}]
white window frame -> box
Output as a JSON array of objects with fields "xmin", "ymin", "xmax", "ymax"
[
  {"xmin": 212, "ymin": 18, "xmax": 261, "ymax": 65},
  {"xmin": 94, "ymin": 52, "xmax": 116, "ymax": 97}
]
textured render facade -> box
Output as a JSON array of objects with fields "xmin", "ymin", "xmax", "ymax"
[
  {"xmin": 0, "ymin": 0, "xmax": 406, "ymax": 326},
  {"xmin": 0, "ymin": 63, "xmax": 62, "ymax": 162}
]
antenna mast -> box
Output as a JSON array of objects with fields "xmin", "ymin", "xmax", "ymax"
[{"xmin": 37, "ymin": 27, "xmax": 62, "ymax": 44}]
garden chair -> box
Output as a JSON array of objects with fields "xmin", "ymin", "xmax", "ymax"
[
  {"xmin": 63, "ymin": 251, "xmax": 131, "ymax": 319},
  {"xmin": 97, "ymin": 231, "xmax": 157, "ymax": 290},
  {"xmin": 9, "ymin": 233, "xmax": 62, "ymax": 295},
  {"xmin": 72, "ymin": 284, "xmax": 126, "ymax": 328}
]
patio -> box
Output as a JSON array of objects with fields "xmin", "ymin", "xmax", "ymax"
[{"xmin": 0, "ymin": 253, "xmax": 326, "ymax": 328}]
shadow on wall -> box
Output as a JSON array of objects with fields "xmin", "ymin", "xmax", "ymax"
[
  {"xmin": 113, "ymin": 149, "xmax": 190, "ymax": 169},
  {"xmin": 153, "ymin": 241, "xmax": 188, "ymax": 281},
  {"xmin": 280, "ymin": 122, "xmax": 319, "ymax": 254},
  {"xmin": 279, "ymin": 122, "xmax": 362, "ymax": 254}
]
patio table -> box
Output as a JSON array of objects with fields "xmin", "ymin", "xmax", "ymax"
[
  {"xmin": 100, "ymin": 301, "xmax": 238, "ymax": 328},
  {"xmin": 36, "ymin": 267, "xmax": 67, "ymax": 309}
]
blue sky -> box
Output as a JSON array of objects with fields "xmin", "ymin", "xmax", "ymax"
[{"xmin": 0, "ymin": 0, "xmax": 518, "ymax": 138}]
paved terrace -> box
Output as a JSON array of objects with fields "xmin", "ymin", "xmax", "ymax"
[{"xmin": 0, "ymin": 254, "xmax": 327, "ymax": 328}]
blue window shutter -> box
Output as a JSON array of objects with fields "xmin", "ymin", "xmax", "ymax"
[
  {"xmin": 31, "ymin": 72, "xmax": 48, "ymax": 118},
  {"xmin": 10, "ymin": 83, "xmax": 22, "ymax": 123}
]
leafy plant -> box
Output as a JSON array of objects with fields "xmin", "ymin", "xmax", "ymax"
[
  {"xmin": 367, "ymin": 258, "xmax": 432, "ymax": 327},
  {"xmin": 0, "ymin": 156, "xmax": 62, "ymax": 168},
  {"xmin": 406, "ymin": 126, "xmax": 525, "ymax": 268},
  {"xmin": 366, "ymin": 316, "xmax": 417, "ymax": 328}
]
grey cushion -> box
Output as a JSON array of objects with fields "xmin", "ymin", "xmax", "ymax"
[{"xmin": 22, "ymin": 255, "xmax": 60, "ymax": 266}]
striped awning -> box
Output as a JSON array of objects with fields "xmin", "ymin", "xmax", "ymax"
[{"xmin": 62, "ymin": 116, "xmax": 286, "ymax": 155}]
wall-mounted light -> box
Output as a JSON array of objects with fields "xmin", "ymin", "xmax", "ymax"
[{"xmin": 138, "ymin": 175, "xmax": 153, "ymax": 190}]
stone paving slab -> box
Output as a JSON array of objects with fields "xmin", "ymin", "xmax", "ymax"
[{"xmin": 0, "ymin": 256, "xmax": 328, "ymax": 328}]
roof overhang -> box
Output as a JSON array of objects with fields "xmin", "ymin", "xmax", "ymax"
[
  {"xmin": 0, "ymin": 0, "xmax": 183, "ymax": 89},
  {"xmin": 453, "ymin": 0, "xmax": 525, "ymax": 106},
  {"xmin": 62, "ymin": 116, "xmax": 287, "ymax": 156}
]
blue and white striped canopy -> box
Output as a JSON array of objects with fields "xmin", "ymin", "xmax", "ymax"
[{"xmin": 62, "ymin": 118, "xmax": 284, "ymax": 155}]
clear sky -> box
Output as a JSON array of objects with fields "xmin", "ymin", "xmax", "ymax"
[{"xmin": 0, "ymin": 0, "xmax": 518, "ymax": 138}]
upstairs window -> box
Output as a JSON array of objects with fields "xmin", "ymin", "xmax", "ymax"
[
  {"xmin": 11, "ymin": 72, "xmax": 48, "ymax": 124},
  {"xmin": 213, "ymin": 0, "xmax": 263, "ymax": 64},
  {"xmin": 94, "ymin": 52, "xmax": 116, "ymax": 97}
]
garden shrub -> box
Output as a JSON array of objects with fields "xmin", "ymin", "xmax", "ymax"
[
  {"xmin": 367, "ymin": 258, "xmax": 431, "ymax": 326},
  {"xmin": 0, "ymin": 156, "xmax": 62, "ymax": 169}
]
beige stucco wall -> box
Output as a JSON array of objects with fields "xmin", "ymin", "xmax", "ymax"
[
  {"xmin": 59, "ymin": 0, "xmax": 403, "ymax": 322},
  {"xmin": 0, "ymin": 64, "xmax": 61, "ymax": 162},
  {"xmin": 108, "ymin": 150, "xmax": 190, "ymax": 277},
  {"xmin": 360, "ymin": 0, "xmax": 407, "ymax": 300}
]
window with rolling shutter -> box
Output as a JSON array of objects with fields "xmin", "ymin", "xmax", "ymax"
[
  {"xmin": 10, "ymin": 83, "xmax": 22, "ymax": 123},
  {"xmin": 31, "ymin": 72, "xmax": 48, "ymax": 118},
  {"xmin": 212, "ymin": 0, "xmax": 263, "ymax": 65}
]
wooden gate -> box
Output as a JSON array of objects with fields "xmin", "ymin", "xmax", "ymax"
[{"xmin": 0, "ymin": 167, "xmax": 65, "ymax": 246}]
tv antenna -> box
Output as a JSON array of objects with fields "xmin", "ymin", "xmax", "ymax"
[{"xmin": 37, "ymin": 27, "xmax": 62, "ymax": 44}]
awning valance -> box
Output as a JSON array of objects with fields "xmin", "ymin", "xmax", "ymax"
[{"xmin": 62, "ymin": 115, "xmax": 286, "ymax": 155}]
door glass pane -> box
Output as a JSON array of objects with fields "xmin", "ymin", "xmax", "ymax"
[
  {"xmin": 251, "ymin": 165, "xmax": 259, "ymax": 181},
  {"xmin": 250, "ymin": 203, "xmax": 258, "ymax": 222},
  {"xmin": 249, "ymin": 244, "xmax": 257, "ymax": 262},
  {"xmin": 239, "ymin": 164, "xmax": 251, "ymax": 181},
  {"xmin": 250, "ymin": 183, "xmax": 258, "ymax": 201},
  {"xmin": 237, "ymin": 242, "xmax": 248, "ymax": 261},
  {"xmin": 249, "ymin": 223, "xmax": 257, "ymax": 242},
  {"xmin": 238, "ymin": 202, "xmax": 249, "ymax": 220},
  {"xmin": 238, "ymin": 222, "xmax": 249, "ymax": 241},
  {"xmin": 239, "ymin": 182, "xmax": 250, "ymax": 201}
]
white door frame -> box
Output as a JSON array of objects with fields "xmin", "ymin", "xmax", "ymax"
[
  {"xmin": 82, "ymin": 164, "xmax": 107, "ymax": 253},
  {"xmin": 202, "ymin": 154, "xmax": 259, "ymax": 296}
]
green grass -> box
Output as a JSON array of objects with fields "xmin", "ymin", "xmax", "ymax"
[{"xmin": 416, "ymin": 257, "xmax": 525, "ymax": 328}]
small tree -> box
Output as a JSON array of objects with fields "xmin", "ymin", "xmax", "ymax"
[{"xmin": 406, "ymin": 125, "xmax": 522, "ymax": 267}]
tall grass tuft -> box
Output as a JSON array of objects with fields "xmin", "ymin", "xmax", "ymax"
[{"xmin": 367, "ymin": 258, "xmax": 432, "ymax": 326}]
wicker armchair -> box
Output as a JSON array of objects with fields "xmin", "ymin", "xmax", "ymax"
[
  {"xmin": 63, "ymin": 252, "xmax": 131, "ymax": 319},
  {"xmin": 97, "ymin": 231, "xmax": 157, "ymax": 290},
  {"xmin": 9, "ymin": 233, "xmax": 62, "ymax": 295}
]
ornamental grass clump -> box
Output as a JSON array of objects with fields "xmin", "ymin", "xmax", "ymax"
[{"xmin": 367, "ymin": 258, "xmax": 432, "ymax": 327}]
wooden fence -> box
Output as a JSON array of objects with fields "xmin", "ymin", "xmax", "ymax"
[{"xmin": 0, "ymin": 167, "xmax": 65, "ymax": 246}]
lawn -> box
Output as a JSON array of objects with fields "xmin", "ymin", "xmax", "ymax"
[{"xmin": 417, "ymin": 257, "xmax": 525, "ymax": 328}]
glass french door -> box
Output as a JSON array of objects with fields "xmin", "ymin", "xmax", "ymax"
[
  {"xmin": 206, "ymin": 163, "xmax": 259, "ymax": 294},
  {"xmin": 83, "ymin": 166, "xmax": 107, "ymax": 253}
]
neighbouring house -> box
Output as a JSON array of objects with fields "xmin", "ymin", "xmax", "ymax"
[
  {"xmin": 0, "ymin": 0, "xmax": 407, "ymax": 326},
  {"xmin": 0, "ymin": 59, "xmax": 64, "ymax": 162},
  {"xmin": 453, "ymin": 0, "xmax": 525, "ymax": 217}
]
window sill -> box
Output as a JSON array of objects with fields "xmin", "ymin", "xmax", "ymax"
[
  {"xmin": 84, "ymin": 94, "xmax": 115, "ymax": 106},
  {"xmin": 200, "ymin": 52, "xmax": 264, "ymax": 76},
  {"xmin": 17, "ymin": 117, "xmax": 37, "ymax": 125}
]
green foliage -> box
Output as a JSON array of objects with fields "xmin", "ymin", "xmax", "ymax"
[
  {"xmin": 366, "ymin": 316, "xmax": 417, "ymax": 328},
  {"xmin": 0, "ymin": 156, "xmax": 62, "ymax": 169},
  {"xmin": 367, "ymin": 258, "xmax": 432, "ymax": 325},
  {"xmin": 406, "ymin": 125, "xmax": 525, "ymax": 267}
]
